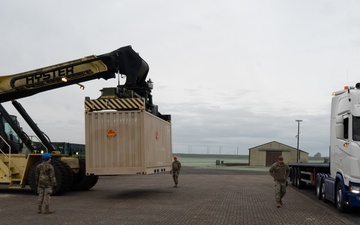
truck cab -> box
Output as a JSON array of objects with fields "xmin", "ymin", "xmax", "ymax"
[
  {"xmin": 289, "ymin": 83, "xmax": 360, "ymax": 212},
  {"xmin": 327, "ymin": 85, "xmax": 360, "ymax": 211}
]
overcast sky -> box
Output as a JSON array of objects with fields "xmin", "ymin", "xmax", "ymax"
[{"xmin": 1, "ymin": 1, "xmax": 360, "ymax": 156}]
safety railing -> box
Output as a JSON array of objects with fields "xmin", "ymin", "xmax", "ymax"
[{"xmin": 0, "ymin": 135, "xmax": 12, "ymax": 177}]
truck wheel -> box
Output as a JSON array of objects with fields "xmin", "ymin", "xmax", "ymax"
[
  {"xmin": 315, "ymin": 176, "xmax": 322, "ymax": 200},
  {"xmin": 51, "ymin": 159, "xmax": 74, "ymax": 195},
  {"xmin": 291, "ymin": 168, "xmax": 296, "ymax": 186},
  {"xmin": 322, "ymin": 179, "xmax": 328, "ymax": 203},
  {"xmin": 27, "ymin": 160, "xmax": 42, "ymax": 194},
  {"xmin": 297, "ymin": 168, "xmax": 306, "ymax": 189},
  {"xmin": 295, "ymin": 169, "xmax": 300, "ymax": 188},
  {"xmin": 292, "ymin": 168, "xmax": 298, "ymax": 186},
  {"xmin": 294, "ymin": 169, "xmax": 299, "ymax": 187},
  {"xmin": 336, "ymin": 182, "xmax": 347, "ymax": 213},
  {"xmin": 72, "ymin": 159, "xmax": 99, "ymax": 191}
]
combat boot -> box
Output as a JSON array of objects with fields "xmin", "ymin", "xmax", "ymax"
[
  {"xmin": 276, "ymin": 201, "xmax": 281, "ymax": 208},
  {"xmin": 37, "ymin": 205, "xmax": 42, "ymax": 214},
  {"xmin": 44, "ymin": 205, "xmax": 54, "ymax": 214}
]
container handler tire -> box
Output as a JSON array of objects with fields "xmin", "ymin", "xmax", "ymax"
[
  {"xmin": 28, "ymin": 159, "xmax": 73, "ymax": 195},
  {"xmin": 51, "ymin": 159, "xmax": 74, "ymax": 195},
  {"xmin": 336, "ymin": 182, "xmax": 347, "ymax": 213},
  {"xmin": 72, "ymin": 159, "xmax": 99, "ymax": 191}
]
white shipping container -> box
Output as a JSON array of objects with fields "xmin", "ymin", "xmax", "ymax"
[{"xmin": 85, "ymin": 110, "xmax": 172, "ymax": 175}]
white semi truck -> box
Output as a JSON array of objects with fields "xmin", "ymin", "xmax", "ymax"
[{"xmin": 289, "ymin": 83, "xmax": 360, "ymax": 212}]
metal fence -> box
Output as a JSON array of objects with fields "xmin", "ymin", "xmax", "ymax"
[{"xmin": 173, "ymin": 144, "xmax": 248, "ymax": 155}]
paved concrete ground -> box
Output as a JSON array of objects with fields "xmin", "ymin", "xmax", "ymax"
[{"xmin": 0, "ymin": 167, "xmax": 357, "ymax": 225}]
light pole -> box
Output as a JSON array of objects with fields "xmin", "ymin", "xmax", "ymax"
[{"xmin": 295, "ymin": 120, "xmax": 303, "ymax": 163}]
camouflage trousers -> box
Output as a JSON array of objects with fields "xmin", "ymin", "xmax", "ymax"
[
  {"xmin": 172, "ymin": 171, "xmax": 179, "ymax": 185},
  {"xmin": 37, "ymin": 187, "xmax": 52, "ymax": 206},
  {"xmin": 274, "ymin": 180, "xmax": 286, "ymax": 201}
]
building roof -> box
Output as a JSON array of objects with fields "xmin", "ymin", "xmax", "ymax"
[{"xmin": 248, "ymin": 140, "xmax": 308, "ymax": 154}]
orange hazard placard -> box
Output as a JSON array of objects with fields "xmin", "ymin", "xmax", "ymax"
[{"xmin": 107, "ymin": 129, "xmax": 116, "ymax": 138}]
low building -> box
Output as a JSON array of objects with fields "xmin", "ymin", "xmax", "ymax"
[{"xmin": 249, "ymin": 141, "xmax": 308, "ymax": 167}]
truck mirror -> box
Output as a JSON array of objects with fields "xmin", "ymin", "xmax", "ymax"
[
  {"xmin": 335, "ymin": 115, "xmax": 345, "ymax": 139},
  {"xmin": 335, "ymin": 115, "xmax": 344, "ymax": 124},
  {"xmin": 336, "ymin": 124, "xmax": 344, "ymax": 139}
]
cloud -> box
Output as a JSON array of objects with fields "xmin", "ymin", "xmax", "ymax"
[{"xmin": 1, "ymin": 0, "xmax": 360, "ymax": 157}]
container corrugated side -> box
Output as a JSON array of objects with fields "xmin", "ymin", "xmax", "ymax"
[
  {"xmin": 143, "ymin": 112, "xmax": 172, "ymax": 171},
  {"xmin": 85, "ymin": 110, "xmax": 172, "ymax": 175}
]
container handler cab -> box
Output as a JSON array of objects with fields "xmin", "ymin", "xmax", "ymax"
[
  {"xmin": 0, "ymin": 46, "xmax": 171, "ymax": 195},
  {"xmin": 289, "ymin": 84, "xmax": 360, "ymax": 212}
]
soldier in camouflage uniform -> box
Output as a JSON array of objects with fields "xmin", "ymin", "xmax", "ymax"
[
  {"xmin": 35, "ymin": 153, "xmax": 57, "ymax": 214},
  {"xmin": 269, "ymin": 156, "xmax": 290, "ymax": 208},
  {"xmin": 172, "ymin": 156, "xmax": 181, "ymax": 188}
]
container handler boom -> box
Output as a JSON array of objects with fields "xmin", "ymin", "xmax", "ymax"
[
  {"xmin": 0, "ymin": 46, "xmax": 150, "ymax": 154},
  {"xmin": 0, "ymin": 45, "xmax": 149, "ymax": 103}
]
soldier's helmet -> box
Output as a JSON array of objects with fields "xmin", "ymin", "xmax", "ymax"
[{"xmin": 42, "ymin": 153, "xmax": 52, "ymax": 161}]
